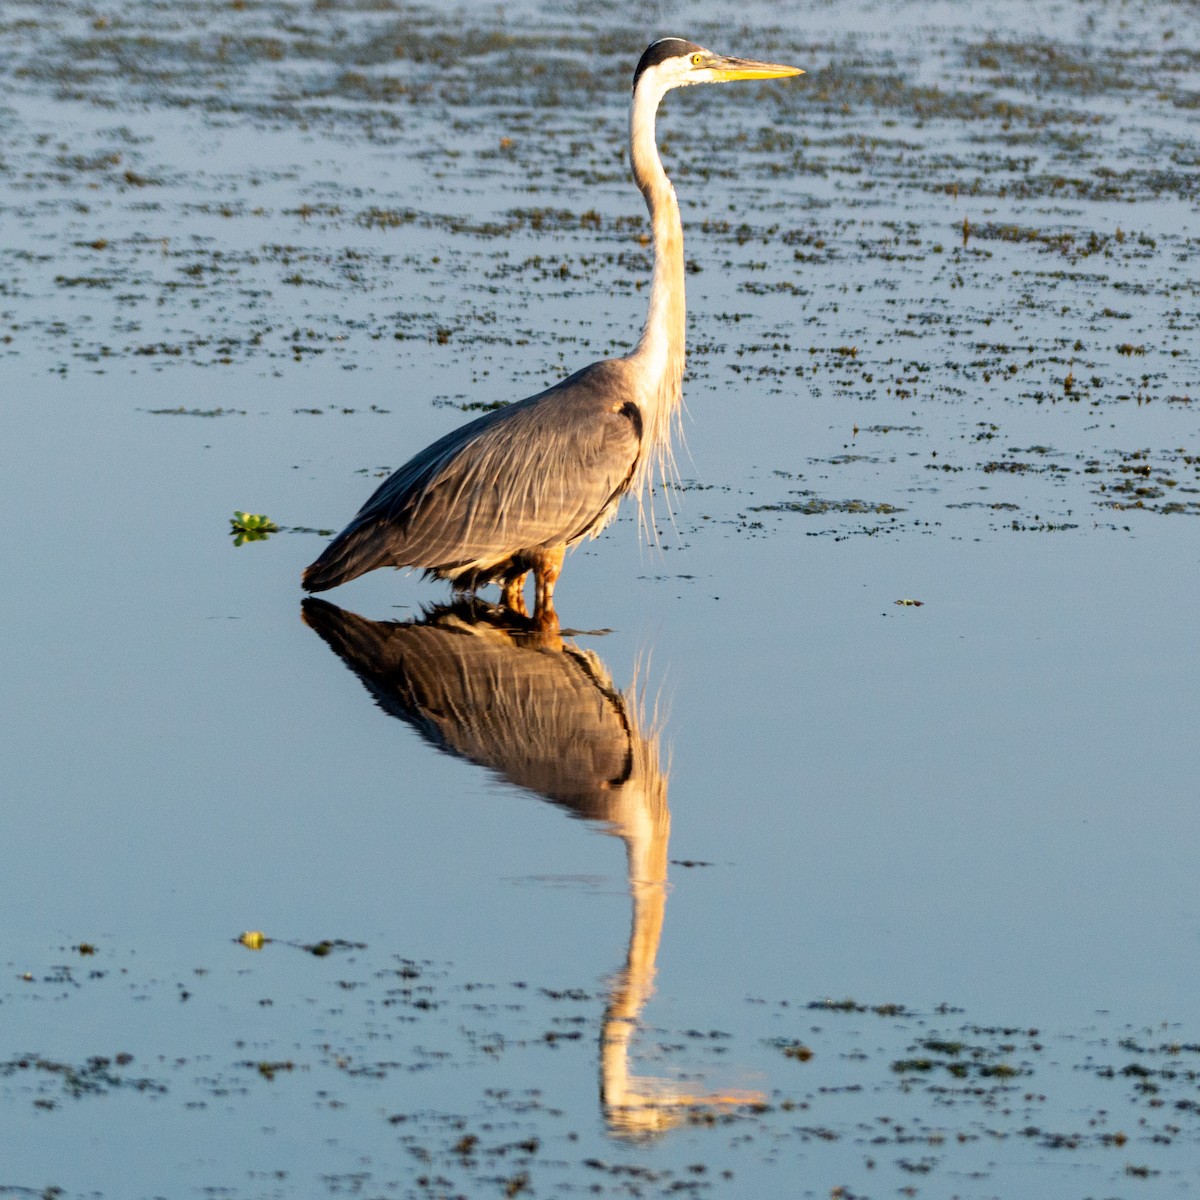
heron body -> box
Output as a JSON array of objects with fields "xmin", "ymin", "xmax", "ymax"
[{"xmin": 303, "ymin": 38, "xmax": 802, "ymax": 625}]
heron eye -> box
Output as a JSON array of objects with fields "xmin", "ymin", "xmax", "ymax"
[{"xmin": 691, "ymin": 52, "xmax": 704, "ymax": 66}]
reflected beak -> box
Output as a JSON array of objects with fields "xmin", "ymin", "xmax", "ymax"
[{"xmin": 708, "ymin": 55, "xmax": 804, "ymax": 82}]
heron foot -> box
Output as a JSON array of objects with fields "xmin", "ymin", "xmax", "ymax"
[{"xmin": 531, "ymin": 604, "xmax": 560, "ymax": 634}]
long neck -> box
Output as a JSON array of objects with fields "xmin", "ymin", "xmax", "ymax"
[
  {"xmin": 629, "ymin": 81, "xmax": 686, "ymax": 387},
  {"xmin": 626, "ymin": 78, "xmax": 686, "ymax": 508}
]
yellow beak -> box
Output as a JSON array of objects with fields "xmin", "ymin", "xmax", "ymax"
[{"xmin": 708, "ymin": 55, "xmax": 804, "ymax": 82}]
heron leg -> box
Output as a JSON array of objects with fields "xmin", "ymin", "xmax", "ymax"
[
  {"xmin": 532, "ymin": 546, "xmax": 565, "ymax": 631},
  {"xmin": 501, "ymin": 572, "xmax": 528, "ymax": 616}
]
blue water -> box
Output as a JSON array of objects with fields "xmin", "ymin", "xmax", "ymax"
[{"xmin": 2, "ymin": 0, "xmax": 1198, "ymax": 1195}]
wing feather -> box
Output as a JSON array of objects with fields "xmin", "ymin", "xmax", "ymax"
[{"xmin": 356, "ymin": 360, "xmax": 641, "ymax": 574}]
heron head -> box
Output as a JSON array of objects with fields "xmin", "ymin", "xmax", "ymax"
[{"xmin": 632, "ymin": 37, "xmax": 803, "ymax": 96}]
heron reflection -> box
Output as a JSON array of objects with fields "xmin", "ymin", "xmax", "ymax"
[{"xmin": 301, "ymin": 597, "xmax": 757, "ymax": 1136}]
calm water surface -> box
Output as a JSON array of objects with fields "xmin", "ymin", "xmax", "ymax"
[{"xmin": 2, "ymin": 0, "xmax": 1198, "ymax": 1195}]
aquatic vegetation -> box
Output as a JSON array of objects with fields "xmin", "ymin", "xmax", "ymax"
[{"xmin": 229, "ymin": 511, "xmax": 279, "ymax": 545}]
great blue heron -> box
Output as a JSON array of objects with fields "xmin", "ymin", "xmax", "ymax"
[{"xmin": 303, "ymin": 38, "xmax": 802, "ymax": 626}]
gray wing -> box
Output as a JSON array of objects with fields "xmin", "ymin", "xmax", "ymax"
[{"xmin": 361, "ymin": 359, "xmax": 642, "ymax": 570}]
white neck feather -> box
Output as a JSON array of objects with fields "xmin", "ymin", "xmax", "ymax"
[{"xmin": 625, "ymin": 68, "xmax": 688, "ymax": 517}]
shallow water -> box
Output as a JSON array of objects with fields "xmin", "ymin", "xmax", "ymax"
[{"xmin": 2, "ymin": 0, "xmax": 1199, "ymax": 1195}]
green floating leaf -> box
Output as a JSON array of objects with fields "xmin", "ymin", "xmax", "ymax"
[{"xmin": 230, "ymin": 511, "xmax": 279, "ymax": 545}]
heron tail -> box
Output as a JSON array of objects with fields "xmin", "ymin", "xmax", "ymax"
[{"xmin": 302, "ymin": 520, "xmax": 394, "ymax": 593}]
